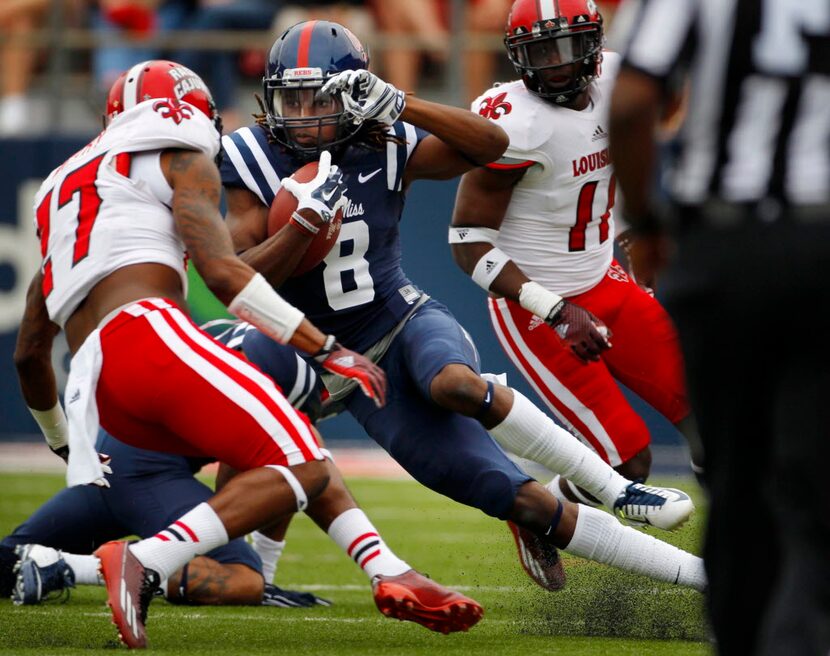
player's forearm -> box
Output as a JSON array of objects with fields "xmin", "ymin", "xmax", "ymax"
[
  {"xmin": 166, "ymin": 559, "xmax": 264, "ymax": 606},
  {"xmin": 236, "ymin": 225, "xmax": 314, "ymax": 289},
  {"xmin": 15, "ymin": 356, "xmax": 58, "ymax": 410},
  {"xmin": 453, "ymin": 243, "xmax": 530, "ymax": 301},
  {"xmin": 402, "ymin": 96, "xmax": 509, "ymax": 165},
  {"xmin": 14, "ymin": 273, "xmax": 60, "ymax": 410}
]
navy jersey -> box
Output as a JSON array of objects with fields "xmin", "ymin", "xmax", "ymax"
[{"xmin": 220, "ymin": 122, "xmax": 429, "ymax": 353}]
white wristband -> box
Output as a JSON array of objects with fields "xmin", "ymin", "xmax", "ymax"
[
  {"xmin": 471, "ymin": 247, "xmax": 511, "ymax": 291},
  {"xmin": 29, "ymin": 401, "xmax": 69, "ymax": 450},
  {"xmin": 228, "ymin": 273, "xmax": 305, "ymax": 344},
  {"xmin": 518, "ymin": 281, "xmax": 563, "ymax": 320},
  {"xmin": 448, "ymin": 226, "xmax": 500, "ymax": 245}
]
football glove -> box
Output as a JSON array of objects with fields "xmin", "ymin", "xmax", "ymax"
[
  {"xmin": 547, "ymin": 301, "xmax": 612, "ymax": 364},
  {"xmin": 280, "ymin": 150, "xmax": 348, "ymax": 225},
  {"xmin": 262, "ymin": 583, "xmax": 332, "ymax": 608},
  {"xmin": 314, "ymin": 337, "xmax": 387, "ymax": 408},
  {"xmin": 321, "ymin": 70, "xmax": 405, "ymax": 126},
  {"xmin": 48, "ymin": 445, "xmax": 113, "ymax": 487}
]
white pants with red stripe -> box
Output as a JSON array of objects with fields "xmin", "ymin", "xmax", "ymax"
[{"xmin": 79, "ymin": 298, "xmax": 322, "ymax": 473}]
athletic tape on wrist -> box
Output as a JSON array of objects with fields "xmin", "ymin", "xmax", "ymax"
[
  {"xmin": 289, "ymin": 211, "xmax": 320, "ymax": 236},
  {"xmin": 228, "ymin": 273, "xmax": 304, "ymax": 344},
  {"xmin": 267, "ymin": 465, "xmax": 309, "ymax": 512},
  {"xmin": 472, "ymin": 247, "xmax": 510, "ymax": 291},
  {"xmin": 519, "ymin": 281, "xmax": 563, "ymax": 320},
  {"xmin": 29, "ymin": 402, "xmax": 69, "ymax": 450}
]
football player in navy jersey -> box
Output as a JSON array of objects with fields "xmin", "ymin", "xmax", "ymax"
[
  {"xmin": 222, "ymin": 20, "xmax": 707, "ymax": 600},
  {"xmin": 0, "ymin": 430, "xmax": 328, "ymax": 609}
]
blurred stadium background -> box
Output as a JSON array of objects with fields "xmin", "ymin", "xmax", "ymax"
[{"xmin": 0, "ymin": 0, "xmax": 690, "ymax": 474}]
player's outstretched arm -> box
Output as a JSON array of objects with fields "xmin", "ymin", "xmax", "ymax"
[
  {"xmin": 164, "ymin": 149, "xmax": 386, "ymax": 406},
  {"xmin": 401, "ymin": 95, "xmax": 510, "ymax": 183},
  {"xmin": 320, "ymin": 69, "xmax": 508, "ymax": 182}
]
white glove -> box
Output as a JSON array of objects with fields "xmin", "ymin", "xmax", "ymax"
[
  {"xmin": 280, "ymin": 150, "xmax": 348, "ymax": 224},
  {"xmin": 321, "ymin": 70, "xmax": 405, "ymax": 126}
]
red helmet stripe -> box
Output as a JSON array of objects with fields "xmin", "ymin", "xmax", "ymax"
[{"xmin": 296, "ymin": 20, "xmax": 318, "ymax": 68}]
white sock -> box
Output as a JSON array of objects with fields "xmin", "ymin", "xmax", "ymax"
[
  {"xmin": 327, "ymin": 508, "xmax": 410, "ymax": 580},
  {"xmin": 489, "ymin": 390, "xmax": 629, "ymax": 508},
  {"xmin": 251, "ymin": 531, "xmax": 285, "ymax": 584},
  {"xmin": 565, "ymin": 505, "xmax": 707, "ymax": 591},
  {"xmin": 60, "ymin": 552, "xmax": 102, "ymax": 585},
  {"xmin": 546, "ymin": 475, "xmax": 602, "ymax": 507},
  {"xmin": 129, "ymin": 503, "xmax": 229, "ymax": 580}
]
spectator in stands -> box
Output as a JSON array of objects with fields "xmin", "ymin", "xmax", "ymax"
[
  {"xmin": 464, "ymin": 0, "xmax": 511, "ymax": 104},
  {"xmin": 0, "ymin": 0, "xmax": 50, "ymax": 136},
  {"xmin": 175, "ymin": 0, "xmax": 281, "ymax": 133},
  {"xmin": 369, "ymin": 0, "xmax": 447, "ymax": 96},
  {"xmin": 369, "ymin": 0, "xmax": 511, "ymax": 104},
  {"xmin": 92, "ymin": 0, "xmax": 192, "ymax": 94}
]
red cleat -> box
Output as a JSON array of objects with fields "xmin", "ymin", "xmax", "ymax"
[
  {"xmin": 372, "ymin": 569, "xmax": 483, "ymax": 634},
  {"xmin": 94, "ymin": 541, "xmax": 156, "ymax": 649},
  {"xmin": 507, "ymin": 521, "xmax": 567, "ymax": 591}
]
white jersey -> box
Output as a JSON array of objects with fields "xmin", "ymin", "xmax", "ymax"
[
  {"xmin": 471, "ymin": 52, "xmax": 621, "ymax": 296},
  {"xmin": 33, "ymin": 98, "xmax": 221, "ymax": 327}
]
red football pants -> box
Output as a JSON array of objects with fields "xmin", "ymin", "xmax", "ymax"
[{"xmin": 488, "ymin": 261, "xmax": 689, "ymax": 466}]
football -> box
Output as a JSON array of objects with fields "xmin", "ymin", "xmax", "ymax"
[{"xmin": 267, "ymin": 161, "xmax": 343, "ymax": 276}]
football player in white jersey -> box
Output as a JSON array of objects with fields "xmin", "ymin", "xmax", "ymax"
[
  {"xmin": 14, "ymin": 59, "xmax": 392, "ymax": 648},
  {"xmin": 451, "ymin": 0, "xmax": 699, "ymax": 590}
]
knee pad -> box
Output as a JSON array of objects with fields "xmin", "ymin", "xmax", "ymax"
[{"xmin": 467, "ymin": 469, "xmax": 519, "ymax": 520}]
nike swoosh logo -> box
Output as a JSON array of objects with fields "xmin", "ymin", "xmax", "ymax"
[
  {"xmin": 321, "ymin": 188, "xmax": 337, "ymax": 201},
  {"xmin": 358, "ymin": 168, "xmax": 382, "ymax": 183}
]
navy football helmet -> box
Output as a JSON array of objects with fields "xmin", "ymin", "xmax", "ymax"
[{"xmin": 263, "ymin": 20, "xmax": 369, "ymax": 158}]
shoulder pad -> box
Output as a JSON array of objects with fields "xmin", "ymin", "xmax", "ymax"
[
  {"xmin": 102, "ymin": 99, "xmax": 220, "ymax": 161},
  {"xmin": 470, "ymin": 81, "xmax": 555, "ymax": 157}
]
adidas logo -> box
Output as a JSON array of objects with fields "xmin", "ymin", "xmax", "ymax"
[
  {"xmin": 485, "ymin": 259, "xmax": 499, "ymax": 274},
  {"xmin": 592, "ymin": 125, "xmax": 607, "ymax": 142},
  {"xmin": 68, "ymin": 389, "xmax": 81, "ymax": 404},
  {"xmin": 528, "ymin": 315, "xmax": 545, "ymax": 331},
  {"xmin": 456, "ymin": 228, "xmax": 470, "ymax": 240},
  {"xmin": 555, "ymin": 323, "xmax": 570, "ymax": 339}
]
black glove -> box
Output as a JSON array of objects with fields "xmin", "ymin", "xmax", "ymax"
[
  {"xmin": 546, "ymin": 301, "xmax": 611, "ymax": 364},
  {"xmin": 49, "ymin": 444, "xmax": 70, "ymax": 463}
]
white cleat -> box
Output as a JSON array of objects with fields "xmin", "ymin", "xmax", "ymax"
[{"xmin": 613, "ymin": 482, "xmax": 694, "ymax": 531}]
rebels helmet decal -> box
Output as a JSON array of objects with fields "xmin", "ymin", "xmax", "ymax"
[{"xmin": 505, "ymin": 0, "xmax": 604, "ymax": 104}]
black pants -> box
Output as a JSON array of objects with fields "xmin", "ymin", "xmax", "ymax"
[{"xmin": 663, "ymin": 219, "xmax": 830, "ymax": 656}]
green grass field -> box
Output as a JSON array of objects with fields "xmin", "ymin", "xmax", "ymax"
[{"xmin": 0, "ymin": 472, "xmax": 712, "ymax": 655}]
